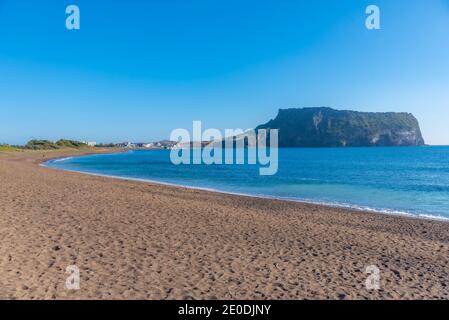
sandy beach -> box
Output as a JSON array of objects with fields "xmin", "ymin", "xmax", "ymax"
[{"xmin": 0, "ymin": 149, "xmax": 448, "ymax": 300}]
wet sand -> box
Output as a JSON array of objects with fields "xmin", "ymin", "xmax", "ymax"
[{"xmin": 0, "ymin": 149, "xmax": 448, "ymax": 299}]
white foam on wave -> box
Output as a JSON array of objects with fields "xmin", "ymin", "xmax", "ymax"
[{"xmin": 51, "ymin": 157, "xmax": 73, "ymax": 162}]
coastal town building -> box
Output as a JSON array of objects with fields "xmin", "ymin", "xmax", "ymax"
[{"xmin": 82, "ymin": 141, "xmax": 97, "ymax": 147}]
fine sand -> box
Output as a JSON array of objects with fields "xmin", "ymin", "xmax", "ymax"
[{"xmin": 0, "ymin": 149, "xmax": 448, "ymax": 300}]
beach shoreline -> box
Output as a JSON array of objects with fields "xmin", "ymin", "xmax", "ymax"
[
  {"xmin": 41, "ymin": 150, "xmax": 449, "ymax": 223},
  {"xmin": 1, "ymin": 149, "xmax": 448, "ymax": 299}
]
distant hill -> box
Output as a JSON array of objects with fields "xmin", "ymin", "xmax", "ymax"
[{"xmin": 256, "ymin": 107, "xmax": 425, "ymax": 147}]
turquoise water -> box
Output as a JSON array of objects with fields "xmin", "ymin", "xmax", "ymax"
[{"xmin": 45, "ymin": 147, "xmax": 449, "ymax": 220}]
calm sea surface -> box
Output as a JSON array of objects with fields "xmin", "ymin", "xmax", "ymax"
[{"xmin": 45, "ymin": 147, "xmax": 449, "ymax": 220}]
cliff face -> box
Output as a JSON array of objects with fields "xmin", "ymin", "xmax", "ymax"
[{"xmin": 256, "ymin": 107, "xmax": 425, "ymax": 147}]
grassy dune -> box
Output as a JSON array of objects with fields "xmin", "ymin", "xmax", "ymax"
[{"xmin": 0, "ymin": 144, "xmax": 20, "ymax": 152}]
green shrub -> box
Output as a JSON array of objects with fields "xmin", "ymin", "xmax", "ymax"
[
  {"xmin": 55, "ymin": 139, "xmax": 87, "ymax": 148},
  {"xmin": 0, "ymin": 143, "xmax": 17, "ymax": 151},
  {"xmin": 24, "ymin": 140, "xmax": 59, "ymax": 150},
  {"xmin": 23, "ymin": 139, "xmax": 87, "ymax": 150},
  {"xmin": 95, "ymin": 143, "xmax": 116, "ymax": 148}
]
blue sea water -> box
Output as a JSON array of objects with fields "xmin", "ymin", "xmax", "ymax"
[{"xmin": 45, "ymin": 147, "xmax": 449, "ymax": 220}]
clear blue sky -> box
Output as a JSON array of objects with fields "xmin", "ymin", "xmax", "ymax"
[{"xmin": 1, "ymin": 0, "xmax": 449, "ymax": 145}]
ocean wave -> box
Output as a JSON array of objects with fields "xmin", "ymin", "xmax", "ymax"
[{"xmin": 50, "ymin": 157, "xmax": 73, "ymax": 163}]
